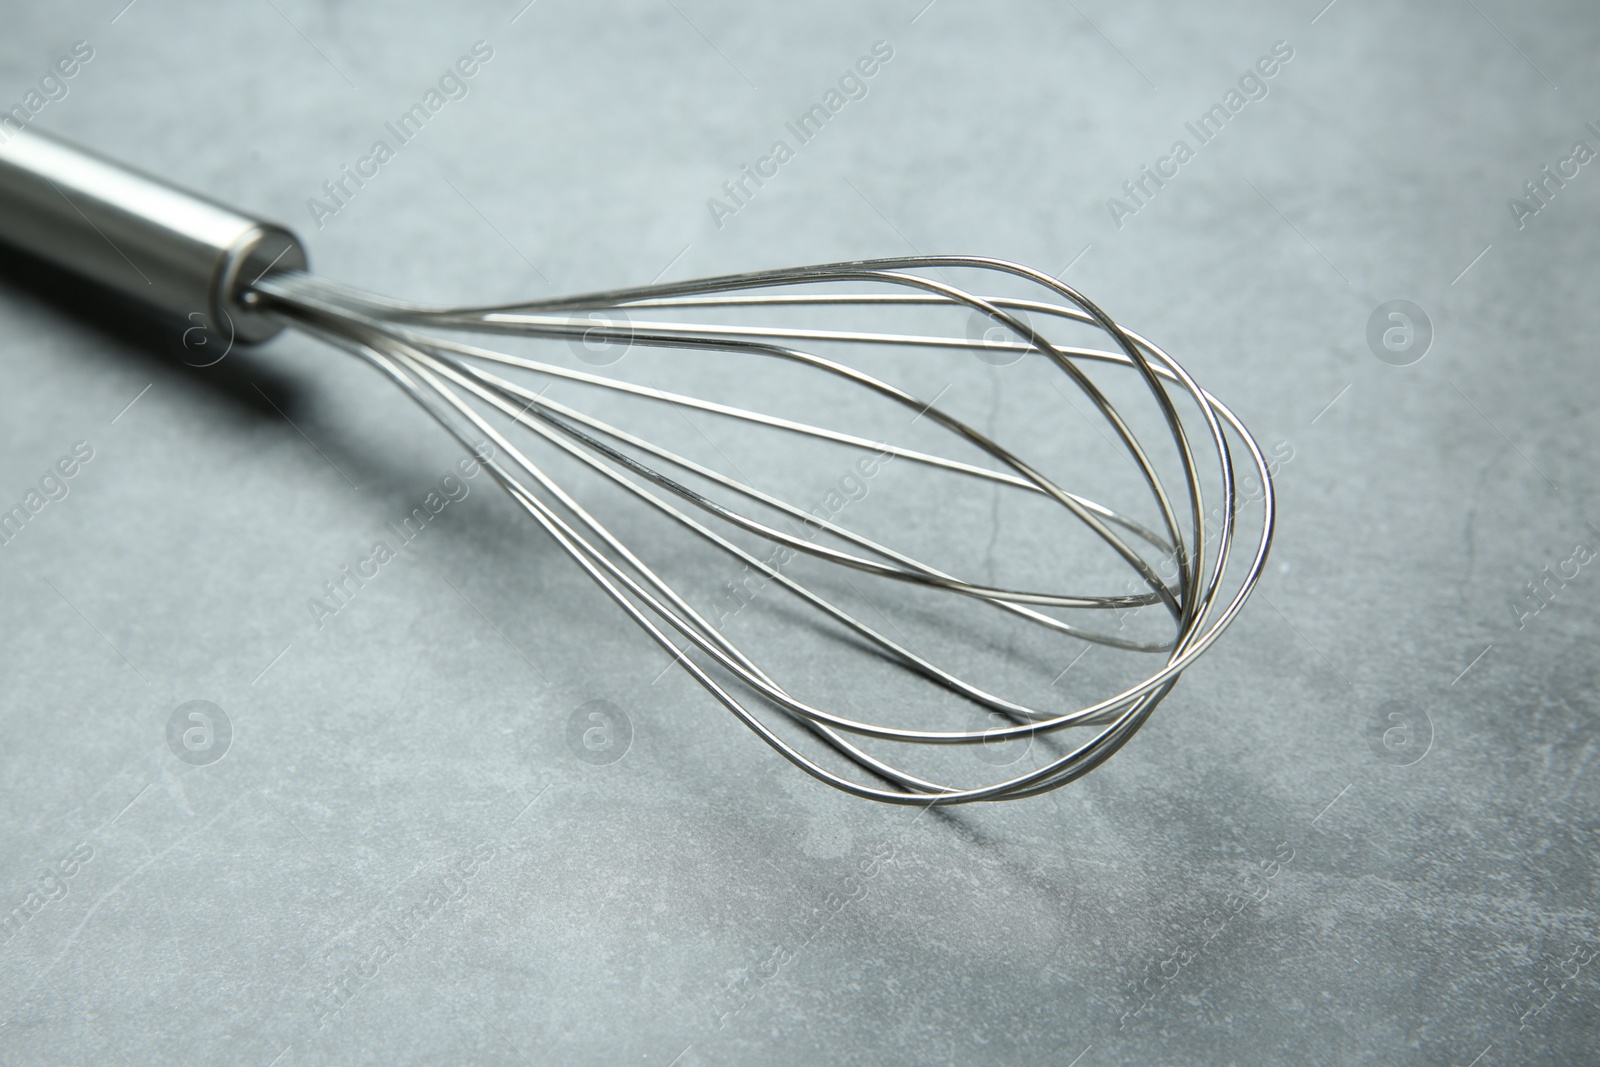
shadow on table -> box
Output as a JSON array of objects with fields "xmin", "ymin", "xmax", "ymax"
[{"xmin": 0, "ymin": 238, "xmax": 305, "ymax": 419}]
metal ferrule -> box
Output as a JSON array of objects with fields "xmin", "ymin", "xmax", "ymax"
[{"xmin": 0, "ymin": 125, "xmax": 305, "ymax": 343}]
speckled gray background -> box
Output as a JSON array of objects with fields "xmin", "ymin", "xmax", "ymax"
[{"xmin": 2, "ymin": 1, "xmax": 1598, "ymax": 1064}]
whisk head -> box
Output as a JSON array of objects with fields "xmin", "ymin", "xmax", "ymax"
[{"xmin": 251, "ymin": 256, "xmax": 1274, "ymax": 806}]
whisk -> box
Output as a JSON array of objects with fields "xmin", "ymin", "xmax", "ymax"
[{"xmin": 0, "ymin": 127, "xmax": 1274, "ymax": 805}]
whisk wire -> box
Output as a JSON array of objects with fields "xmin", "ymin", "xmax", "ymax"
[{"xmin": 251, "ymin": 255, "xmax": 1274, "ymax": 804}]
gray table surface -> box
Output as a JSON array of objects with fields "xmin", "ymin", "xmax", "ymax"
[{"xmin": 2, "ymin": 1, "xmax": 1598, "ymax": 1064}]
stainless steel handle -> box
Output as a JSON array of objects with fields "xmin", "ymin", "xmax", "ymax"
[{"xmin": 0, "ymin": 125, "xmax": 306, "ymax": 344}]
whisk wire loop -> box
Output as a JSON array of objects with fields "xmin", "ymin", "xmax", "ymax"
[{"xmin": 253, "ymin": 256, "xmax": 1274, "ymax": 804}]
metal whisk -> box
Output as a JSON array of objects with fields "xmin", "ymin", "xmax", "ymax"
[{"xmin": 0, "ymin": 127, "xmax": 1274, "ymax": 805}]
